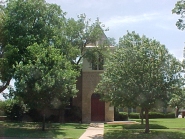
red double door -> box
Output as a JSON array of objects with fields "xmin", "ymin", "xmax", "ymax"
[{"xmin": 91, "ymin": 94, "xmax": 105, "ymax": 121}]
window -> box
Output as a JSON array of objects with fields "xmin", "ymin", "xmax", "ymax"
[{"xmin": 92, "ymin": 55, "xmax": 104, "ymax": 70}]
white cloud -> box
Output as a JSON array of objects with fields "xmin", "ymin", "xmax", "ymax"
[
  {"xmin": 105, "ymin": 13, "xmax": 159, "ymax": 27},
  {"xmin": 105, "ymin": 11, "xmax": 180, "ymax": 30}
]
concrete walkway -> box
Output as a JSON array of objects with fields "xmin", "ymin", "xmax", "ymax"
[{"xmin": 79, "ymin": 123, "xmax": 104, "ymax": 139}]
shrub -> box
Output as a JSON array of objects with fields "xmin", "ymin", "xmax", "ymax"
[
  {"xmin": 114, "ymin": 108, "xmax": 128, "ymax": 121},
  {"xmin": 148, "ymin": 112, "xmax": 165, "ymax": 118},
  {"xmin": 164, "ymin": 112, "xmax": 175, "ymax": 118},
  {"xmin": 3, "ymin": 99, "xmax": 28, "ymax": 121},
  {"xmin": 127, "ymin": 111, "xmax": 175, "ymax": 119},
  {"xmin": 119, "ymin": 112, "xmax": 128, "ymax": 121},
  {"xmin": 129, "ymin": 113, "xmax": 140, "ymax": 119}
]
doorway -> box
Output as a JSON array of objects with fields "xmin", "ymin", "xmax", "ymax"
[{"xmin": 91, "ymin": 93, "xmax": 105, "ymax": 121}]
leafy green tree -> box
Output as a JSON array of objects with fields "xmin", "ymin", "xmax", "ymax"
[
  {"xmin": 95, "ymin": 31, "xmax": 182, "ymax": 133},
  {"xmin": 107, "ymin": 37, "xmax": 117, "ymax": 46},
  {"xmin": 3, "ymin": 98, "xmax": 28, "ymax": 121},
  {"xmin": 0, "ymin": 0, "xmax": 8, "ymax": 93},
  {"xmin": 0, "ymin": 0, "xmax": 66, "ymax": 93},
  {"xmin": 169, "ymin": 86, "xmax": 185, "ymax": 117},
  {"xmin": 61, "ymin": 14, "xmax": 110, "ymax": 66},
  {"xmin": 0, "ymin": 0, "xmax": 110, "ymax": 94},
  {"xmin": 14, "ymin": 43, "xmax": 79, "ymax": 130},
  {"xmin": 172, "ymin": 0, "xmax": 185, "ymax": 30}
]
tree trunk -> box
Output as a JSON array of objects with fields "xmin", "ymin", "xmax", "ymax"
[
  {"xmin": 175, "ymin": 107, "xmax": 179, "ymax": 118},
  {"xmin": 42, "ymin": 114, "xmax": 45, "ymax": 131},
  {"xmin": 145, "ymin": 108, "xmax": 149, "ymax": 133},
  {"xmin": 140, "ymin": 108, "xmax": 144, "ymax": 125},
  {"xmin": 59, "ymin": 108, "xmax": 65, "ymax": 123},
  {"xmin": 0, "ymin": 79, "xmax": 11, "ymax": 93}
]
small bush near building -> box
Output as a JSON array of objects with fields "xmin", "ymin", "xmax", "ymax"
[
  {"xmin": 119, "ymin": 112, "xmax": 128, "ymax": 120},
  {"xmin": 114, "ymin": 109, "xmax": 128, "ymax": 121},
  {"xmin": 129, "ymin": 113, "xmax": 140, "ymax": 119},
  {"xmin": 164, "ymin": 112, "xmax": 175, "ymax": 118},
  {"xmin": 148, "ymin": 112, "xmax": 165, "ymax": 119},
  {"xmin": 3, "ymin": 99, "xmax": 28, "ymax": 121},
  {"xmin": 127, "ymin": 112, "xmax": 175, "ymax": 119}
]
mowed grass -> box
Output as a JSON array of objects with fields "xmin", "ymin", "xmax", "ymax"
[
  {"xmin": 0, "ymin": 122, "xmax": 88, "ymax": 139},
  {"xmin": 104, "ymin": 118, "xmax": 185, "ymax": 139}
]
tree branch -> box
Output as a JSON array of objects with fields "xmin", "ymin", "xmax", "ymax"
[{"xmin": 0, "ymin": 79, "xmax": 11, "ymax": 93}]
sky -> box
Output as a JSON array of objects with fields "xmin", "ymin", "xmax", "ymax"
[
  {"xmin": 1, "ymin": 0, "xmax": 185, "ymax": 100},
  {"xmin": 45, "ymin": 0, "xmax": 185, "ymax": 60}
]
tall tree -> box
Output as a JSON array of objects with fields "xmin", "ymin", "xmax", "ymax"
[
  {"xmin": 172, "ymin": 0, "xmax": 185, "ymax": 30},
  {"xmin": 95, "ymin": 31, "xmax": 182, "ymax": 133},
  {"xmin": 0, "ymin": 0, "xmax": 66, "ymax": 93},
  {"xmin": 14, "ymin": 43, "xmax": 79, "ymax": 130},
  {"xmin": 61, "ymin": 14, "xmax": 110, "ymax": 66},
  {"xmin": 169, "ymin": 81, "xmax": 185, "ymax": 118},
  {"xmin": 0, "ymin": 0, "xmax": 110, "ymax": 93}
]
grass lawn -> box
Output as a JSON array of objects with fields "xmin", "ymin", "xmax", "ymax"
[
  {"xmin": 104, "ymin": 118, "xmax": 185, "ymax": 139},
  {"xmin": 0, "ymin": 122, "xmax": 88, "ymax": 139}
]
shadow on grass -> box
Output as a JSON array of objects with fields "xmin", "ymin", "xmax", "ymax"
[
  {"xmin": 106, "ymin": 124, "xmax": 168, "ymax": 130},
  {"xmin": 104, "ymin": 130, "xmax": 185, "ymax": 139},
  {"xmin": 0, "ymin": 122, "xmax": 88, "ymax": 129},
  {"xmin": 0, "ymin": 122, "xmax": 88, "ymax": 138},
  {"xmin": 0, "ymin": 127, "xmax": 66, "ymax": 138},
  {"xmin": 75, "ymin": 126, "xmax": 87, "ymax": 129},
  {"xmin": 124, "ymin": 124, "xmax": 168, "ymax": 129},
  {"xmin": 51, "ymin": 123, "xmax": 88, "ymax": 129},
  {"xmin": 0, "ymin": 122, "xmax": 42, "ymax": 128}
]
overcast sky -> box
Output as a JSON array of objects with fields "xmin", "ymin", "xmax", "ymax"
[
  {"xmin": 1, "ymin": 0, "xmax": 185, "ymax": 100},
  {"xmin": 45, "ymin": 0, "xmax": 185, "ymax": 61}
]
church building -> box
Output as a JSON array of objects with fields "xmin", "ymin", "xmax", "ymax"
[{"xmin": 73, "ymin": 45, "xmax": 115, "ymax": 123}]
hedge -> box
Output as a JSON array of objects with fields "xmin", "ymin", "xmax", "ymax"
[
  {"xmin": 128, "ymin": 112, "xmax": 175, "ymax": 119},
  {"xmin": 119, "ymin": 112, "xmax": 128, "ymax": 120},
  {"xmin": 128, "ymin": 112, "xmax": 140, "ymax": 119},
  {"xmin": 114, "ymin": 109, "xmax": 128, "ymax": 121}
]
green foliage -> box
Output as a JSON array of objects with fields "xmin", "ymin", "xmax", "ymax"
[
  {"xmin": 172, "ymin": 0, "xmax": 185, "ymax": 30},
  {"xmin": 104, "ymin": 129, "xmax": 185, "ymax": 139},
  {"xmin": 168, "ymin": 86, "xmax": 185, "ymax": 117},
  {"xmin": 165, "ymin": 113, "xmax": 175, "ymax": 118},
  {"xmin": 148, "ymin": 112, "xmax": 165, "ymax": 119},
  {"xmin": 0, "ymin": 0, "xmax": 110, "ymax": 94},
  {"xmin": 96, "ymin": 31, "xmax": 182, "ymax": 109},
  {"xmin": 107, "ymin": 37, "xmax": 117, "ymax": 46},
  {"xmin": 105, "ymin": 119, "xmax": 185, "ymax": 139},
  {"xmin": 14, "ymin": 43, "xmax": 79, "ymax": 109},
  {"xmin": 169, "ymin": 89, "xmax": 185, "ymax": 109},
  {"xmin": 0, "ymin": 0, "xmax": 66, "ymax": 93},
  {"xmin": 64, "ymin": 14, "xmax": 110, "ymax": 65},
  {"xmin": 119, "ymin": 112, "xmax": 128, "ymax": 121},
  {"xmin": 96, "ymin": 31, "xmax": 182, "ymax": 133},
  {"xmin": 129, "ymin": 113, "xmax": 140, "ymax": 119},
  {"xmin": 149, "ymin": 112, "xmax": 175, "ymax": 119},
  {"xmin": 114, "ymin": 109, "xmax": 128, "ymax": 121},
  {"xmin": 0, "ymin": 122, "xmax": 88, "ymax": 139},
  {"xmin": 3, "ymin": 99, "xmax": 28, "ymax": 121},
  {"xmin": 128, "ymin": 112, "xmax": 175, "ymax": 119}
]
